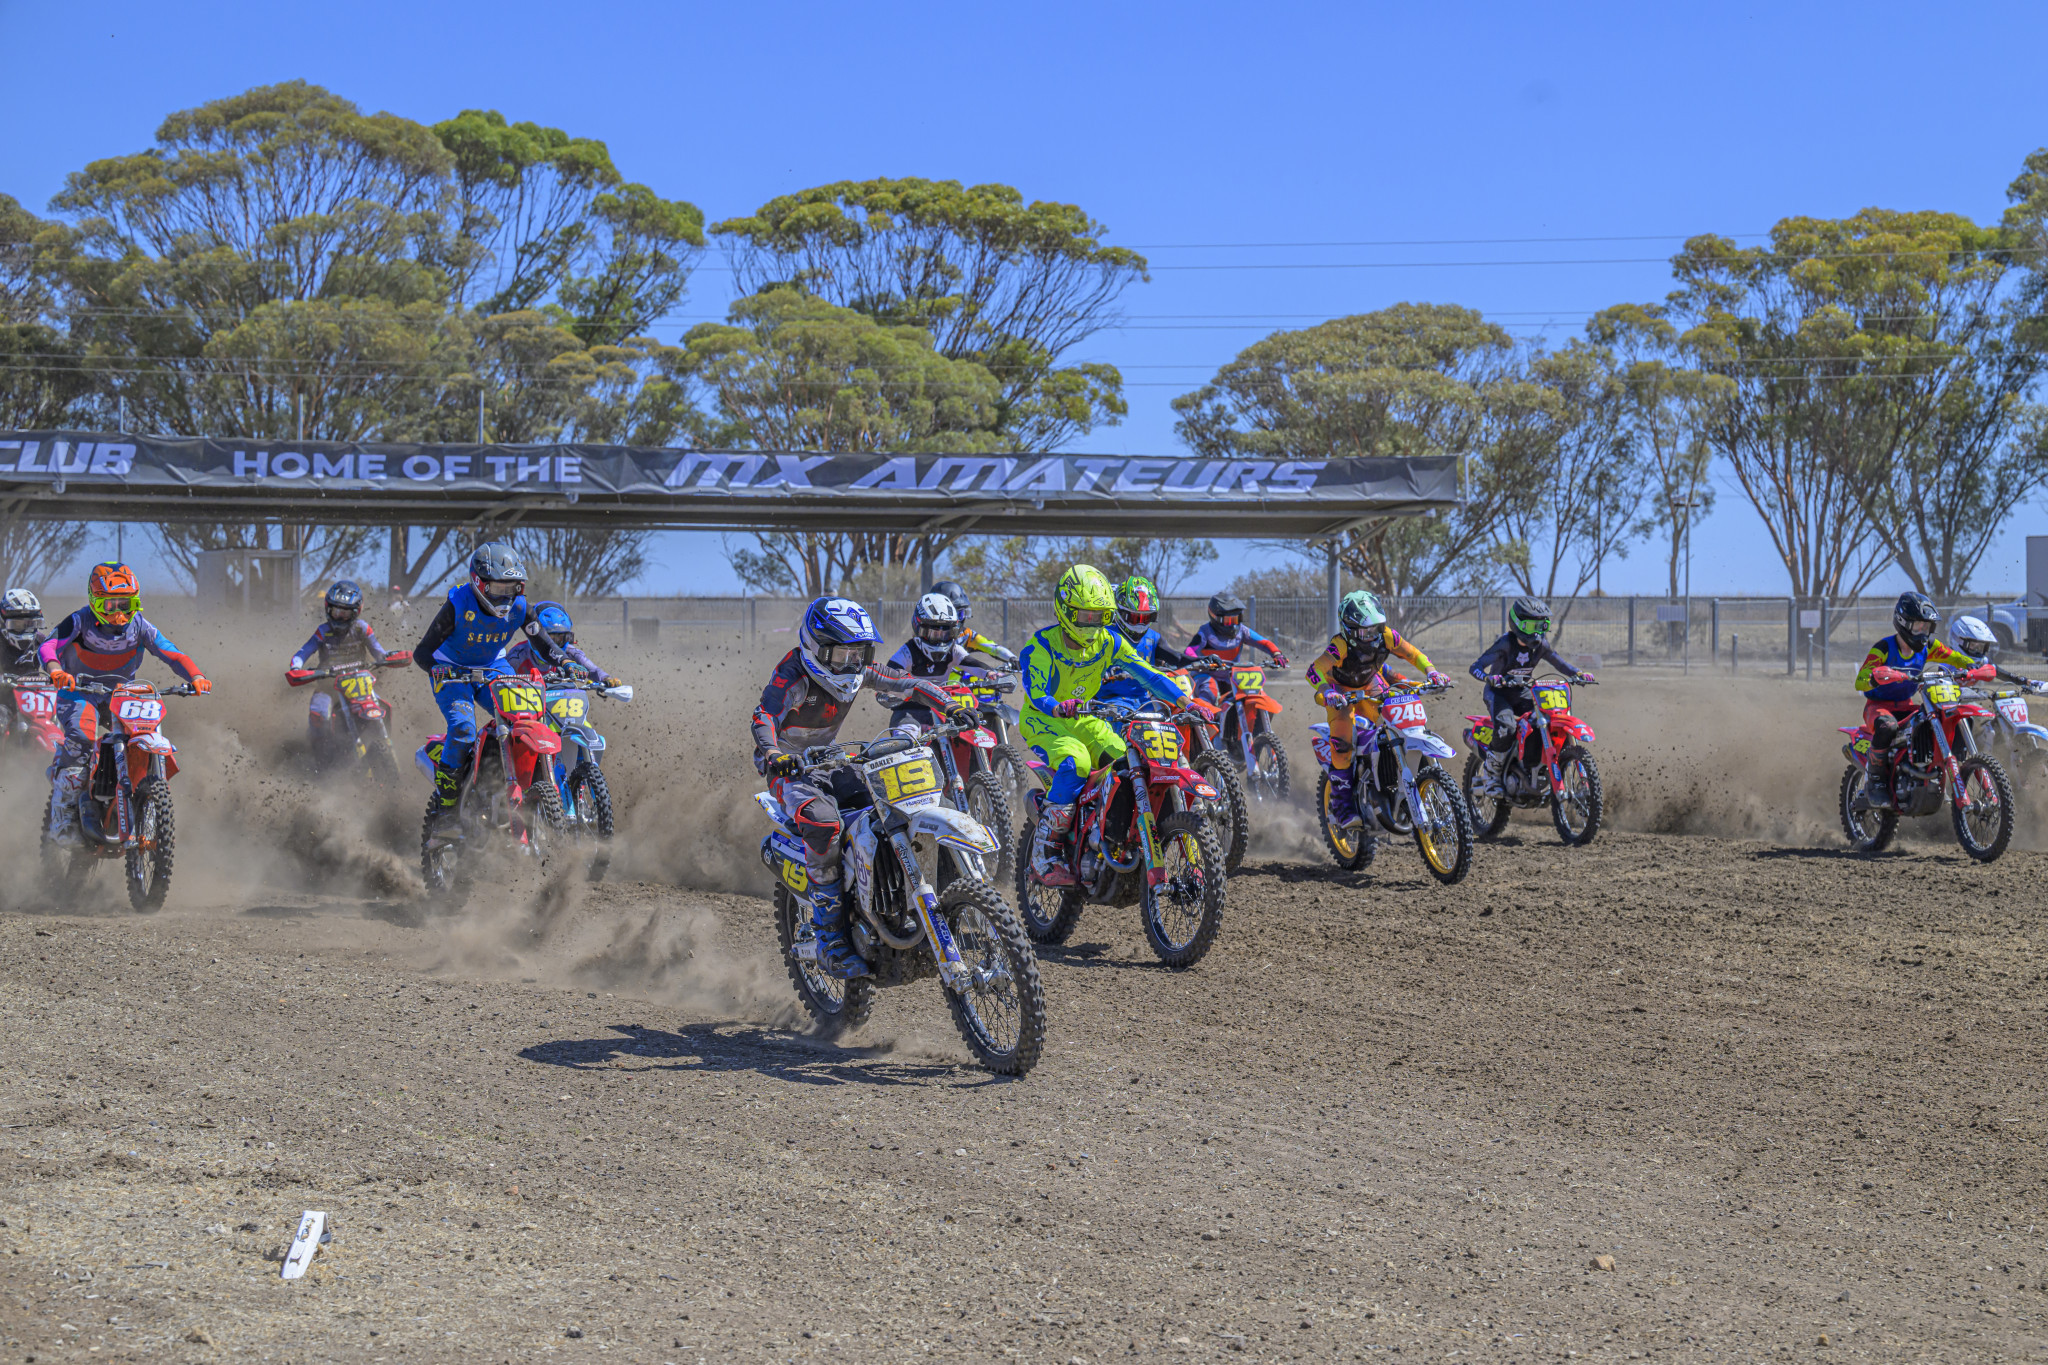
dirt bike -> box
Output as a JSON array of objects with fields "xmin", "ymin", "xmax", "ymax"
[
  {"xmin": 286, "ymin": 652, "xmax": 411, "ymax": 786},
  {"xmin": 1957, "ymin": 677, "xmax": 2048, "ymax": 793},
  {"xmin": 1112, "ymin": 663, "xmax": 1250, "ymax": 872},
  {"xmin": 889, "ymin": 684, "xmax": 1018, "ymax": 886},
  {"xmin": 1460, "ymin": 674, "xmax": 1603, "ymax": 846},
  {"xmin": 1839, "ymin": 662, "xmax": 2014, "ymax": 861},
  {"xmin": 1310, "ymin": 678, "xmax": 1472, "ymax": 884},
  {"xmin": 538, "ymin": 667, "xmax": 632, "ymax": 882},
  {"xmin": 413, "ymin": 669, "xmax": 570, "ymax": 905},
  {"xmin": 955, "ymin": 667, "xmax": 1034, "ymax": 810},
  {"xmin": 42, "ymin": 679, "xmax": 200, "ymax": 911},
  {"xmin": 757, "ymin": 729, "xmax": 1044, "ymax": 1074},
  {"xmin": 1194, "ymin": 655, "xmax": 1290, "ymax": 802},
  {"xmin": 2, "ymin": 670, "xmax": 62, "ymax": 758},
  {"xmin": 1016, "ymin": 696, "xmax": 1228, "ymax": 969}
]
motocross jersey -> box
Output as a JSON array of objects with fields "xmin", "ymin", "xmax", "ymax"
[
  {"xmin": 1469, "ymin": 632, "xmax": 1581, "ymax": 690},
  {"xmin": 288, "ymin": 619, "xmax": 390, "ymax": 671},
  {"xmin": 412, "ymin": 584, "xmax": 557, "ymax": 674},
  {"xmin": 1099, "ymin": 625, "xmax": 1192, "ymax": 704},
  {"xmin": 885, "ymin": 640, "xmax": 1007, "ymax": 681},
  {"xmin": 1855, "ymin": 634, "xmax": 1974, "ymax": 703},
  {"xmin": 962, "ymin": 629, "xmax": 1016, "ymax": 664},
  {"xmin": 1020, "ymin": 625, "xmax": 1185, "ymax": 716},
  {"xmin": 1184, "ymin": 621, "xmax": 1286, "ymax": 666},
  {"xmin": 1306, "ymin": 628, "xmax": 1433, "ymax": 693},
  {"xmin": 507, "ymin": 637, "xmax": 616, "ymax": 687},
  {"xmin": 751, "ymin": 649, "xmax": 955, "ymax": 773},
  {"xmin": 40, "ymin": 609, "xmax": 203, "ymax": 687},
  {"xmin": 5, "ymin": 630, "xmax": 50, "ymax": 670}
]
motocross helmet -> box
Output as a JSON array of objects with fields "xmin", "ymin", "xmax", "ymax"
[
  {"xmin": 535, "ymin": 600, "xmax": 575, "ymax": 648},
  {"xmin": 930, "ymin": 579, "xmax": 973, "ymax": 623},
  {"xmin": 1115, "ymin": 576, "xmax": 1159, "ymax": 641},
  {"xmin": 910, "ymin": 592, "xmax": 961, "ymax": 663},
  {"xmin": 1508, "ymin": 597, "xmax": 1552, "ymax": 643},
  {"xmin": 1208, "ymin": 592, "xmax": 1245, "ymax": 631},
  {"xmin": 468, "ymin": 541, "xmax": 528, "ymax": 618},
  {"xmin": 1, "ymin": 588, "xmax": 43, "ymax": 653},
  {"xmin": 1894, "ymin": 592, "xmax": 1938, "ymax": 652},
  {"xmin": 1055, "ymin": 565, "xmax": 1116, "ymax": 650},
  {"xmin": 1949, "ymin": 614, "xmax": 1997, "ymax": 661},
  {"xmin": 1339, "ymin": 590, "xmax": 1388, "ymax": 651},
  {"xmin": 798, "ymin": 597, "xmax": 879, "ymax": 703},
  {"xmin": 87, "ymin": 562, "xmax": 141, "ymax": 627},
  {"xmin": 324, "ymin": 579, "xmax": 363, "ymax": 626}
]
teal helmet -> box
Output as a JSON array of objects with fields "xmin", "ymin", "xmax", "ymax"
[{"xmin": 1338, "ymin": 590, "xmax": 1388, "ymax": 649}]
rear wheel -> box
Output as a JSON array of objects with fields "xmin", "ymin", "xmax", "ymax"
[
  {"xmin": 940, "ymin": 879, "xmax": 1046, "ymax": 1075},
  {"xmin": 994, "ymin": 742, "xmax": 1035, "ymax": 810},
  {"xmin": 1953, "ymin": 755, "xmax": 2016, "ymax": 862},
  {"xmin": 1194, "ymin": 751, "xmax": 1250, "ymax": 872},
  {"xmin": 964, "ymin": 769, "xmax": 1017, "ymax": 886},
  {"xmin": 1316, "ymin": 770, "xmax": 1374, "ymax": 871},
  {"xmin": 125, "ymin": 778, "xmax": 175, "ymax": 912},
  {"xmin": 774, "ymin": 885, "xmax": 873, "ymax": 1040},
  {"xmin": 566, "ymin": 761, "xmax": 616, "ymax": 882},
  {"xmin": 1838, "ymin": 765, "xmax": 1898, "ymax": 854},
  {"xmin": 1549, "ymin": 746, "xmax": 1603, "ymax": 846},
  {"xmin": 1245, "ymin": 733, "xmax": 1291, "ymax": 803},
  {"xmin": 1015, "ymin": 803, "xmax": 1085, "ymax": 944},
  {"xmin": 1142, "ymin": 810, "xmax": 1225, "ymax": 969},
  {"xmin": 1460, "ymin": 752, "xmax": 1514, "ymax": 839},
  {"xmin": 420, "ymin": 790, "xmax": 474, "ymax": 909},
  {"xmin": 1412, "ymin": 763, "xmax": 1474, "ymax": 885}
]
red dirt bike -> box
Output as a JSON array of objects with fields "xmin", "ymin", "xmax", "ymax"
[
  {"xmin": 1838, "ymin": 662, "xmax": 2014, "ymax": 861},
  {"xmin": 287, "ymin": 651, "xmax": 411, "ymax": 786},
  {"xmin": 955, "ymin": 668, "xmax": 1035, "ymax": 812},
  {"xmin": 414, "ymin": 669, "xmax": 569, "ymax": 905},
  {"xmin": 892, "ymin": 681, "xmax": 1019, "ymax": 886},
  {"xmin": 1016, "ymin": 696, "xmax": 1228, "ymax": 969},
  {"xmin": 42, "ymin": 679, "xmax": 201, "ymax": 911},
  {"xmin": 1114, "ymin": 663, "xmax": 1250, "ymax": 872},
  {"xmin": 1192, "ymin": 656, "xmax": 1289, "ymax": 802},
  {"xmin": 2, "ymin": 670, "xmax": 62, "ymax": 758},
  {"xmin": 1459, "ymin": 674, "xmax": 1604, "ymax": 846}
]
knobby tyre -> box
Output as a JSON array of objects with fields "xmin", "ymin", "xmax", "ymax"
[
  {"xmin": 773, "ymin": 884, "xmax": 874, "ymax": 1039},
  {"xmin": 1246, "ymin": 733, "xmax": 1291, "ymax": 804},
  {"xmin": 1550, "ymin": 745, "xmax": 1603, "ymax": 846},
  {"xmin": 419, "ymin": 791, "xmax": 474, "ymax": 909},
  {"xmin": 995, "ymin": 743, "xmax": 1035, "ymax": 810},
  {"xmin": 567, "ymin": 761, "xmax": 615, "ymax": 883},
  {"xmin": 125, "ymin": 777, "xmax": 175, "ymax": 912},
  {"xmin": 1142, "ymin": 810, "xmax": 1226, "ymax": 969},
  {"xmin": 1838, "ymin": 766, "xmax": 1898, "ymax": 854},
  {"xmin": 939, "ymin": 879, "xmax": 1046, "ymax": 1075},
  {"xmin": 1194, "ymin": 751, "xmax": 1250, "ymax": 872},
  {"xmin": 1316, "ymin": 770, "xmax": 1374, "ymax": 871},
  {"xmin": 964, "ymin": 770, "xmax": 1017, "ymax": 887},
  {"xmin": 1014, "ymin": 803, "xmax": 1085, "ymax": 944},
  {"xmin": 1952, "ymin": 755, "xmax": 2015, "ymax": 863},
  {"xmin": 1412, "ymin": 762, "xmax": 1474, "ymax": 885},
  {"xmin": 1460, "ymin": 752, "xmax": 1513, "ymax": 839}
]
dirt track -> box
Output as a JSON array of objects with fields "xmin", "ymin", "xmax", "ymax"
[{"xmin": 3, "ymin": 639, "xmax": 2047, "ymax": 1362}]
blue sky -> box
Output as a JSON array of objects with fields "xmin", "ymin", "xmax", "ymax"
[{"xmin": 4, "ymin": 0, "xmax": 2047, "ymax": 598}]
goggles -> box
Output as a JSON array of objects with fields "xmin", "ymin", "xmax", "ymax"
[
  {"xmin": 816, "ymin": 641, "xmax": 872, "ymax": 673},
  {"xmin": 479, "ymin": 578, "xmax": 524, "ymax": 605},
  {"xmin": 92, "ymin": 592, "xmax": 141, "ymax": 622},
  {"xmin": 1513, "ymin": 620, "xmax": 1551, "ymax": 639},
  {"xmin": 1068, "ymin": 607, "xmax": 1110, "ymax": 629},
  {"xmin": 1956, "ymin": 635, "xmax": 1991, "ymax": 658},
  {"xmin": 1901, "ymin": 619, "xmax": 1933, "ymax": 639},
  {"xmin": 1212, "ymin": 612, "xmax": 1243, "ymax": 627},
  {"xmin": 327, "ymin": 604, "xmax": 359, "ymax": 621},
  {"xmin": 1120, "ymin": 610, "xmax": 1156, "ymax": 629},
  {"xmin": 1349, "ymin": 623, "xmax": 1385, "ymax": 646},
  {"xmin": 914, "ymin": 622, "xmax": 958, "ymax": 644}
]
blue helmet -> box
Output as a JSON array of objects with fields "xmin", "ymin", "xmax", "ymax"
[
  {"xmin": 534, "ymin": 600, "xmax": 574, "ymax": 646},
  {"xmin": 798, "ymin": 597, "xmax": 879, "ymax": 702}
]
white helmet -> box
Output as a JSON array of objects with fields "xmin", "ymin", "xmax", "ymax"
[
  {"xmin": 1, "ymin": 588, "xmax": 42, "ymax": 651},
  {"xmin": 1950, "ymin": 614, "xmax": 1997, "ymax": 661},
  {"xmin": 909, "ymin": 591, "xmax": 961, "ymax": 663}
]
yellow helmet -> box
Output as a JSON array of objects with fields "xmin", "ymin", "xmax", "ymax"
[{"xmin": 1054, "ymin": 564, "xmax": 1115, "ymax": 649}]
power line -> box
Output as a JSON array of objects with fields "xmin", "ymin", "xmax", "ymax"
[{"xmin": 1120, "ymin": 233, "xmax": 1774, "ymax": 249}]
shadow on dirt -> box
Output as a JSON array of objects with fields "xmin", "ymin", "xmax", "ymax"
[{"xmin": 517, "ymin": 1022, "xmax": 975, "ymax": 1086}]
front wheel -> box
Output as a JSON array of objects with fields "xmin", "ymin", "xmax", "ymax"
[
  {"xmin": 125, "ymin": 777, "xmax": 175, "ymax": 912},
  {"xmin": 565, "ymin": 761, "xmax": 616, "ymax": 882},
  {"xmin": 993, "ymin": 742, "xmax": 1035, "ymax": 811},
  {"xmin": 774, "ymin": 885, "xmax": 874, "ymax": 1040},
  {"xmin": 1952, "ymin": 755, "xmax": 2016, "ymax": 863},
  {"xmin": 1550, "ymin": 746, "xmax": 1603, "ymax": 846},
  {"xmin": 1460, "ymin": 752, "xmax": 1513, "ymax": 839},
  {"xmin": 1142, "ymin": 810, "xmax": 1226, "ymax": 969},
  {"xmin": 1193, "ymin": 751, "xmax": 1250, "ymax": 872},
  {"xmin": 940, "ymin": 879, "xmax": 1046, "ymax": 1075},
  {"xmin": 1015, "ymin": 803, "xmax": 1086, "ymax": 944},
  {"xmin": 964, "ymin": 769, "xmax": 1017, "ymax": 886},
  {"xmin": 1411, "ymin": 763, "xmax": 1474, "ymax": 885},
  {"xmin": 1245, "ymin": 733, "xmax": 1291, "ymax": 803},
  {"xmin": 419, "ymin": 790, "xmax": 475, "ymax": 909},
  {"xmin": 1316, "ymin": 770, "xmax": 1374, "ymax": 871},
  {"xmin": 1838, "ymin": 765, "xmax": 1898, "ymax": 854}
]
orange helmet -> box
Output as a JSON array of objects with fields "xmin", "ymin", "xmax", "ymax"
[{"xmin": 88, "ymin": 562, "xmax": 141, "ymax": 626}]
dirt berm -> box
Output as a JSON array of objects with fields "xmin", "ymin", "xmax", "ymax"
[{"xmin": 1, "ymin": 629, "xmax": 2044, "ymax": 1361}]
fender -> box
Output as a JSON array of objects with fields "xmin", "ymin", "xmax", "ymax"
[
  {"xmin": 1949, "ymin": 703, "xmax": 1992, "ymax": 720},
  {"xmin": 2011, "ymin": 721, "xmax": 2048, "ymax": 745},
  {"xmin": 1243, "ymin": 693, "xmax": 1285, "ymax": 716},
  {"xmin": 126, "ymin": 731, "xmax": 178, "ymax": 785},
  {"xmin": 909, "ymin": 804, "xmax": 999, "ymax": 854},
  {"xmin": 1147, "ymin": 761, "xmax": 1205, "ymax": 786},
  {"xmin": 754, "ymin": 790, "xmax": 797, "ymax": 837},
  {"xmin": 508, "ymin": 716, "xmax": 563, "ymax": 756},
  {"xmin": 1398, "ymin": 728, "xmax": 1457, "ymax": 760},
  {"xmin": 758, "ymin": 830, "xmax": 809, "ymax": 894},
  {"xmin": 1547, "ymin": 715, "xmax": 1596, "ymax": 744}
]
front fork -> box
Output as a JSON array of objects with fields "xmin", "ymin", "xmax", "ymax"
[
  {"xmin": 1932, "ymin": 717, "xmax": 1971, "ymax": 809},
  {"xmin": 889, "ymin": 830, "xmax": 968, "ymax": 990}
]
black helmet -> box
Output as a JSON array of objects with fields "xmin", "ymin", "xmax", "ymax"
[
  {"xmin": 1208, "ymin": 592, "xmax": 1245, "ymax": 629},
  {"xmin": 1894, "ymin": 592, "xmax": 1938, "ymax": 650},
  {"xmin": 468, "ymin": 541, "xmax": 528, "ymax": 618},
  {"xmin": 1508, "ymin": 597, "xmax": 1552, "ymax": 641},
  {"xmin": 930, "ymin": 578, "xmax": 972, "ymax": 622},
  {"xmin": 323, "ymin": 579, "xmax": 363, "ymax": 625}
]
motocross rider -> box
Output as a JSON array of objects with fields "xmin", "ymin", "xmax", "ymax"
[
  {"xmin": 1852, "ymin": 592, "xmax": 1985, "ymax": 811},
  {"xmin": 929, "ymin": 579, "xmax": 1019, "ymax": 666},
  {"xmin": 1468, "ymin": 597, "xmax": 1594, "ymax": 798},
  {"xmin": 1948, "ymin": 615, "xmax": 2043, "ymax": 692},
  {"xmin": 1098, "ymin": 575, "xmax": 1198, "ymax": 706},
  {"xmin": 1, "ymin": 589, "xmax": 50, "ymax": 737},
  {"xmin": 884, "ymin": 592, "xmax": 1009, "ymax": 728},
  {"xmin": 506, "ymin": 602, "xmax": 625, "ymax": 689},
  {"xmin": 753, "ymin": 597, "xmax": 976, "ymax": 979},
  {"xmin": 410, "ymin": 542, "xmax": 567, "ymax": 837},
  {"xmin": 1184, "ymin": 591, "xmax": 1288, "ymax": 704},
  {"xmin": 1020, "ymin": 565, "xmax": 1190, "ymax": 887},
  {"xmin": 39, "ymin": 563, "xmax": 212, "ymax": 845},
  {"xmin": 286, "ymin": 580, "xmax": 397, "ymax": 768},
  {"xmin": 1307, "ymin": 591, "xmax": 1453, "ymax": 826}
]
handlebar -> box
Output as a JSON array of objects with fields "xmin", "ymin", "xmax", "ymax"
[{"xmin": 66, "ymin": 681, "xmax": 200, "ymax": 698}]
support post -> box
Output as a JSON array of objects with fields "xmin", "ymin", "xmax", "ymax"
[
  {"xmin": 1002, "ymin": 598, "xmax": 1010, "ymax": 649},
  {"xmin": 1820, "ymin": 602, "xmax": 1830, "ymax": 678},
  {"xmin": 1732, "ymin": 634, "xmax": 1740, "ymax": 674},
  {"xmin": 1627, "ymin": 596, "xmax": 1637, "ymax": 667},
  {"xmin": 919, "ymin": 538, "xmax": 935, "ymax": 594},
  {"xmin": 1326, "ymin": 542, "xmax": 1340, "ymax": 639},
  {"xmin": 1247, "ymin": 595, "xmax": 1257, "ymax": 632},
  {"xmin": 748, "ymin": 596, "xmax": 757, "ymax": 645},
  {"xmin": 621, "ymin": 598, "xmax": 629, "ymax": 643},
  {"xmin": 1711, "ymin": 599, "xmax": 1720, "ymax": 662},
  {"xmin": 1786, "ymin": 598, "xmax": 1796, "ymax": 675}
]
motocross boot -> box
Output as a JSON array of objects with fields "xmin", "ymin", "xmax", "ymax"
[
  {"xmin": 1854, "ymin": 754, "xmax": 1895, "ymax": 812},
  {"xmin": 1475, "ymin": 749, "xmax": 1507, "ymax": 798},
  {"xmin": 426, "ymin": 767, "xmax": 465, "ymax": 840},
  {"xmin": 45, "ymin": 764, "xmax": 85, "ymax": 847},
  {"xmin": 1030, "ymin": 802, "xmax": 1079, "ymax": 887},
  {"xmin": 1326, "ymin": 763, "xmax": 1361, "ymax": 827},
  {"xmin": 808, "ymin": 880, "xmax": 870, "ymax": 980}
]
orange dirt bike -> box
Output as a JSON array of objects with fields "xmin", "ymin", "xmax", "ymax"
[
  {"xmin": 42, "ymin": 679, "xmax": 201, "ymax": 911},
  {"xmin": 1839, "ymin": 662, "xmax": 2014, "ymax": 861},
  {"xmin": 1016, "ymin": 696, "xmax": 1228, "ymax": 969},
  {"xmin": 2, "ymin": 669, "xmax": 62, "ymax": 759},
  {"xmin": 414, "ymin": 669, "xmax": 569, "ymax": 905},
  {"xmin": 1192, "ymin": 656, "xmax": 1289, "ymax": 802},
  {"xmin": 286, "ymin": 651, "xmax": 412, "ymax": 786},
  {"xmin": 1459, "ymin": 674, "xmax": 1603, "ymax": 846}
]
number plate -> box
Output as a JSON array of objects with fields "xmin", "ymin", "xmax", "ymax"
[
  {"xmin": 1471, "ymin": 722, "xmax": 1494, "ymax": 746},
  {"xmin": 1383, "ymin": 698, "xmax": 1428, "ymax": 728},
  {"xmin": 1999, "ymin": 695, "xmax": 2030, "ymax": 725},
  {"xmin": 494, "ymin": 682, "xmax": 545, "ymax": 714},
  {"xmin": 549, "ymin": 694, "xmax": 588, "ymax": 720},
  {"xmin": 1135, "ymin": 723, "xmax": 1182, "ymax": 762},
  {"xmin": 1536, "ymin": 686, "xmax": 1569, "ymax": 711},
  {"xmin": 1169, "ymin": 673, "xmax": 1195, "ymax": 698},
  {"xmin": 778, "ymin": 858, "xmax": 808, "ymax": 893},
  {"xmin": 1926, "ymin": 681, "xmax": 1961, "ymax": 705},
  {"xmin": 15, "ymin": 689, "xmax": 53, "ymax": 715},
  {"xmin": 116, "ymin": 697, "xmax": 163, "ymax": 722},
  {"xmin": 337, "ymin": 674, "xmax": 376, "ymax": 700},
  {"xmin": 867, "ymin": 751, "xmax": 941, "ymax": 807},
  {"xmin": 1234, "ymin": 668, "xmax": 1264, "ymax": 693}
]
